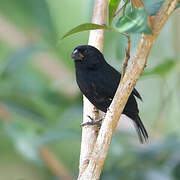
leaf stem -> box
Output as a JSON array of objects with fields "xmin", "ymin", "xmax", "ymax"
[
  {"xmin": 108, "ymin": 27, "xmax": 129, "ymax": 38},
  {"xmin": 113, "ymin": 5, "xmax": 124, "ymax": 17},
  {"xmin": 113, "ymin": 0, "xmax": 130, "ymax": 17}
]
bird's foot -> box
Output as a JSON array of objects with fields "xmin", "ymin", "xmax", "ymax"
[{"xmin": 80, "ymin": 115, "xmax": 103, "ymax": 128}]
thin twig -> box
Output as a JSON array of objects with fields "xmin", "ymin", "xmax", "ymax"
[
  {"xmin": 0, "ymin": 104, "xmax": 11, "ymax": 120},
  {"xmin": 40, "ymin": 146, "xmax": 73, "ymax": 180},
  {"xmin": 121, "ymin": 35, "xmax": 131, "ymax": 80},
  {"xmin": 131, "ymin": 0, "xmax": 144, "ymax": 8},
  {"xmin": 113, "ymin": 5, "xmax": 124, "ymax": 17},
  {"xmin": 113, "ymin": 0, "xmax": 130, "ymax": 17}
]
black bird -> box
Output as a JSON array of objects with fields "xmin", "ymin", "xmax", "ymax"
[{"xmin": 71, "ymin": 45, "xmax": 148, "ymax": 143}]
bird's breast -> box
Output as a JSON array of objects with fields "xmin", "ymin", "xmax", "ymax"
[
  {"xmin": 75, "ymin": 68, "xmax": 111, "ymax": 112},
  {"xmin": 76, "ymin": 70, "xmax": 96, "ymax": 95}
]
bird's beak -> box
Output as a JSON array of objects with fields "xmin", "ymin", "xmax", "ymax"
[{"xmin": 71, "ymin": 49, "xmax": 84, "ymax": 60}]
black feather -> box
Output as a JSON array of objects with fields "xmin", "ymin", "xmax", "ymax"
[
  {"xmin": 71, "ymin": 45, "xmax": 148, "ymax": 143},
  {"xmin": 132, "ymin": 88, "xmax": 143, "ymax": 101}
]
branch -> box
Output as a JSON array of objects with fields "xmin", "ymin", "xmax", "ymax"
[
  {"xmin": 0, "ymin": 104, "xmax": 11, "ymax": 120},
  {"xmin": 40, "ymin": 146, "xmax": 73, "ymax": 180},
  {"xmin": 79, "ymin": 0, "xmax": 179, "ymax": 179},
  {"xmin": 113, "ymin": 4, "xmax": 124, "ymax": 17},
  {"xmin": 131, "ymin": 0, "xmax": 144, "ymax": 8},
  {"xmin": 78, "ymin": 0, "xmax": 109, "ymax": 177},
  {"xmin": 121, "ymin": 36, "xmax": 130, "ymax": 79}
]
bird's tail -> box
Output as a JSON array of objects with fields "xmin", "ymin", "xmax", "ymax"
[{"xmin": 133, "ymin": 115, "xmax": 148, "ymax": 143}]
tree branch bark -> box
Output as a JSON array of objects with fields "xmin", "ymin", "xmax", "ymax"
[
  {"xmin": 78, "ymin": 0, "xmax": 109, "ymax": 178},
  {"xmin": 131, "ymin": 0, "xmax": 144, "ymax": 8},
  {"xmin": 79, "ymin": 0, "xmax": 179, "ymax": 179}
]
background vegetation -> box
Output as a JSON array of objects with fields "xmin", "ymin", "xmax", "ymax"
[{"xmin": 0, "ymin": 0, "xmax": 179, "ymax": 179}]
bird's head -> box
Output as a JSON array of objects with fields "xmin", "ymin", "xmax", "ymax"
[{"xmin": 71, "ymin": 45, "xmax": 105, "ymax": 69}]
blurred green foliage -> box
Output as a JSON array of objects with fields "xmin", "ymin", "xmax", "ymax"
[{"xmin": 0, "ymin": 0, "xmax": 179, "ymax": 179}]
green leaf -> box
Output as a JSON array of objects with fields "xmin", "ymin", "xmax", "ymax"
[
  {"xmin": 61, "ymin": 23, "xmax": 107, "ymax": 40},
  {"xmin": 143, "ymin": 59, "xmax": 178, "ymax": 77},
  {"xmin": 109, "ymin": 0, "xmax": 121, "ymax": 26},
  {"xmin": 116, "ymin": 6, "xmax": 152, "ymax": 34}
]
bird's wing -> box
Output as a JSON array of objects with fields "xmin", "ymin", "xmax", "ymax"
[
  {"xmin": 93, "ymin": 64, "xmax": 120, "ymax": 99},
  {"xmin": 95, "ymin": 65, "xmax": 142, "ymax": 103},
  {"xmin": 106, "ymin": 63, "xmax": 143, "ymax": 101}
]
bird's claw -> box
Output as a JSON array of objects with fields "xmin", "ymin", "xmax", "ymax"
[{"xmin": 80, "ymin": 115, "xmax": 103, "ymax": 128}]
